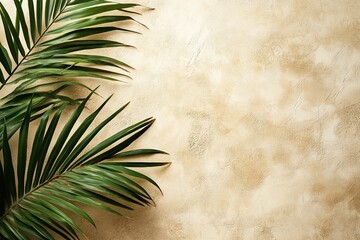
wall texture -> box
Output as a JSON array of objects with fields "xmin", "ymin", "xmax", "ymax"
[{"xmin": 2, "ymin": 0, "xmax": 360, "ymax": 239}]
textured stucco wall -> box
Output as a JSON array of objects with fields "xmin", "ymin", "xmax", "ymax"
[{"xmin": 2, "ymin": 0, "xmax": 360, "ymax": 239}]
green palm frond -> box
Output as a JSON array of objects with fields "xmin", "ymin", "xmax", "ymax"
[
  {"xmin": 0, "ymin": 0, "xmax": 140, "ymax": 86},
  {"xmin": 0, "ymin": 92, "xmax": 169, "ymax": 239},
  {"xmin": 0, "ymin": 0, "xmax": 146, "ymax": 143}
]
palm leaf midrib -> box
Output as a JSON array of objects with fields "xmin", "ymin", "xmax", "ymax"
[
  {"xmin": 1, "ymin": 159, "xmax": 116, "ymax": 224},
  {"xmin": 0, "ymin": 0, "xmax": 71, "ymax": 91},
  {"xmin": 0, "ymin": 165, "xmax": 64, "ymax": 223}
]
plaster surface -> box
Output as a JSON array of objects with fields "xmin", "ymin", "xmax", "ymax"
[{"xmin": 1, "ymin": 0, "xmax": 360, "ymax": 239}]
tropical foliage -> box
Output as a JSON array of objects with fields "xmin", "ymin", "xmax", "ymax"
[{"xmin": 0, "ymin": 0, "xmax": 168, "ymax": 239}]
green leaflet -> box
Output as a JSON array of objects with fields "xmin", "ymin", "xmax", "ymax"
[
  {"xmin": 2, "ymin": 122, "xmax": 17, "ymax": 206},
  {"xmin": 57, "ymin": 3, "xmax": 139, "ymax": 22},
  {"xmin": 13, "ymin": 0, "xmax": 30, "ymax": 49},
  {"xmin": 28, "ymin": 0, "xmax": 36, "ymax": 43},
  {"xmin": 0, "ymin": 41, "xmax": 13, "ymax": 74}
]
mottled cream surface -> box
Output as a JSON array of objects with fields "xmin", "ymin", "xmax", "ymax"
[{"xmin": 1, "ymin": 0, "xmax": 360, "ymax": 239}]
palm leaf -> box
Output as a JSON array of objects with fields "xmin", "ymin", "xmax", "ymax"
[
  {"xmin": 0, "ymin": 95, "xmax": 169, "ymax": 239},
  {"xmin": 0, "ymin": 0, "xmax": 140, "ymax": 88},
  {"xmin": 0, "ymin": 0, "xmax": 145, "ymax": 144}
]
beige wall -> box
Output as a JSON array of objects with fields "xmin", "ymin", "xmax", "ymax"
[{"xmin": 2, "ymin": 0, "xmax": 360, "ymax": 239}]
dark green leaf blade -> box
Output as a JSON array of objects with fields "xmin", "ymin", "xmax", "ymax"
[
  {"xmin": 46, "ymin": 15, "xmax": 135, "ymax": 35},
  {"xmin": 57, "ymin": 3, "xmax": 139, "ymax": 22},
  {"xmin": 17, "ymin": 98, "xmax": 31, "ymax": 198},
  {"xmin": 0, "ymin": 161, "xmax": 6, "ymax": 215},
  {"xmin": 40, "ymin": 26, "xmax": 139, "ymax": 47},
  {"xmin": 28, "ymin": 0, "xmax": 36, "ymax": 43},
  {"xmin": 2, "ymin": 122, "xmax": 17, "ymax": 205},
  {"xmin": 31, "ymin": 39, "xmax": 133, "ymax": 58},
  {"xmin": 113, "ymin": 149, "xmax": 169, "ymax": 158},
  {"xmin": 13, "ymin": 0, "xmax": 31, "ymax": 49},
  {"xmin": 0, "ymin": 43, "xmax": 12, "ymax": 74},
  {"xmin": 36, "ymin": 0, "xmax": 43, "ymax": 34},
  {"xmin": 0, "ymin": 69, "xmax": 5, "ymax": 83},
  {"xmin": 44, "ymin": 0, "xmax": 54, "ymax": 27}
]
